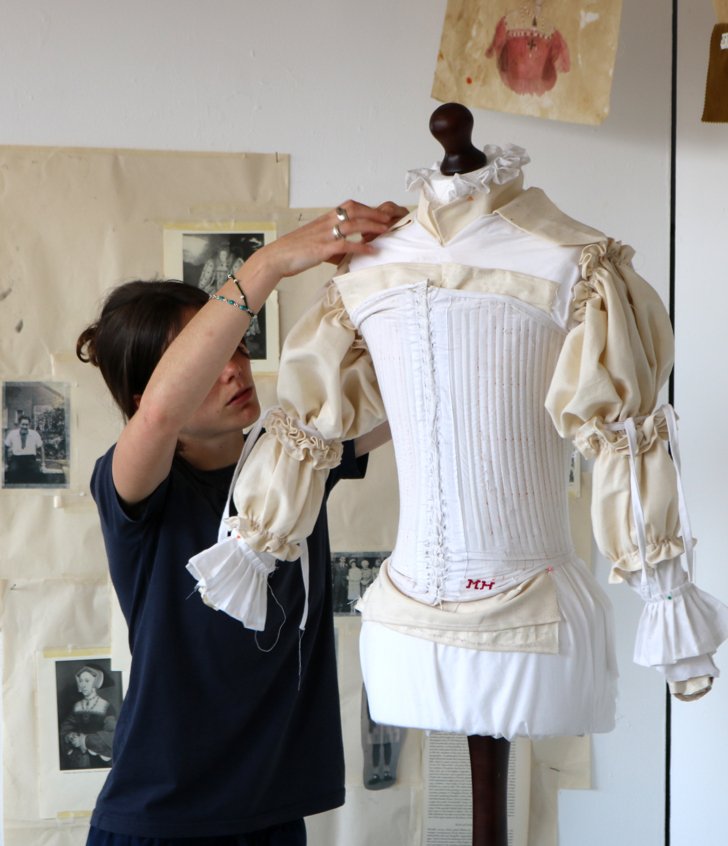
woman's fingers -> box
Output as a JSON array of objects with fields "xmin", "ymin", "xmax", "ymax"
[
  {"xmin": 327, "ymin": 200, "xmax": 409, "ymax": 264},
  {"xmin": 321, "ymin": 200, "xmax": 409, "ymax": 263},
  {"xmin": 268, "ymin": 200, "xmax": 410, "ymax": 275},
  {"xmin": 324, "ymin": 200, "xmax": 409, "ymax": 243},
  {"xmin": 376, "ymin": 201, "xmax": 410, "ymax": 222},
  {"xmin": 330, "ymin": 200, "xmax": 405, "ymax": 226}
]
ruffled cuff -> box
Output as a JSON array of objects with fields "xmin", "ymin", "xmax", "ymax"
[
  {"xmin": 573, "ymin": 408, "xmax": 668, "ymax": 462},
  {"xmin": 633, "ymin": 580, "xmax": 728, "ymax": 667},
  {"xmin": 264, "ymin": 407, "xmax": 343, "ymax": 470},
  {"xmin": 187, "ymin": 536, "xmax": 277, "ymax": 631}
]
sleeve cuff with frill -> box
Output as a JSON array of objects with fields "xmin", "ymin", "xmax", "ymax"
[
  {"xmin": 633, "ymin": 580, "xmax": 728, "ymax": 668},
  {"xmin": 186, "ymin": 535, "xmax": 277, "ymax": 631},
  {"xmin": 230, "ymin": 423, "xmax": 330, "ymax": 561},
  {"xmin": 264, "ymin": 407, "xmax": 343, "ymax": 469}
]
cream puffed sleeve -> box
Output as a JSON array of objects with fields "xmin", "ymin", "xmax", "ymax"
[
  {"xmin": 232, "ymin": 279, "xmax": 385, "ymax": 555},
  {"xmin": 187, "ymin": 280, "xmax": 386, "ymax": 630},
  {"xmin": 546, "ymin": 240, "xmax": 728, "ymax": 700}
]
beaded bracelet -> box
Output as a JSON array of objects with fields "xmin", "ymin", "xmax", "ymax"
[{"xmin": 208, "ymin": 273, "xmax": 257, "ymax": 316}]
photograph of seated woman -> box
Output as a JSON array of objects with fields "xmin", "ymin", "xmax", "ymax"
[
  {"xmin": 59, "ymin": 665, "xmax": 116, "ymax": 770},
  {"xmin": 75, "ymin": 200, "xmax": 406, "ymax": 846}
]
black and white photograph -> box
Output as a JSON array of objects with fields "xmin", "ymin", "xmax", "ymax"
[
  {"xmin": 331, "ymin": 551, "xmax": 388, "ymax": 615},
  {"xmin": 2, "ymin": 381, "xmax": 70, "ymax": 489},
  {"xmin": 163, "ymin": 225, "xmax": 280, "ymax": 372},
  {"xmin": 55, "ymin": 658, "xmax": 122, "ymax": 772},
  {"xmin": 360, "ymin": 684, "xmax": 405, "ymax": 790}
]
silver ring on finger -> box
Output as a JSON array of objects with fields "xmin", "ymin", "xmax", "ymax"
[
  {"xmin": 335, "ymin": 206, "xmax": 349, "ymax": 222},
  {"xmin": 332, "ymin": 223, "xmax": 345, "ymax": 240}
]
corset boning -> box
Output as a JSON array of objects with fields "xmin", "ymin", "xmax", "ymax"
[{"xmin": 358, "ymin": 283, "xmax": 574, "ymax": 604}]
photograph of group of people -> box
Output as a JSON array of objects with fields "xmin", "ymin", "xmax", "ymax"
[{"xmin": 331, "ymin": 552, "xmax": 388, "ymax": 615}]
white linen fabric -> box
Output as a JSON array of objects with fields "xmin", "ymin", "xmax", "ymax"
[
  {"xmin": 187, "ymin": 152, "xmax": 728, "ymax": 736},
  {"xmin": 360, "ymin": 558, "xmax": 616, "ymax": 737}
]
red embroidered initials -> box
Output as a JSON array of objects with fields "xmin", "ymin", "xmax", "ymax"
[{"xmin": 465, "ymin": 578, "xmax": 496, "ymax": 591}]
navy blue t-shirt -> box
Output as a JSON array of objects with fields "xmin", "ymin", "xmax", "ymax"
[{"xmin": 89, "ymin": 441, "xmax": 365, "ymax": 838}]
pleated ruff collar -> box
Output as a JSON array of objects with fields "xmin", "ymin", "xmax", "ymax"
[{"xmin": 406, "ymin": 144, "xmax": 529, "ymax": 245}]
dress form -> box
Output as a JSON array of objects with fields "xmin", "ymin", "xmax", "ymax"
[
  {"xmin": 429, "ymin": 102, "xmax": 488, "ymax": 175},
  {"xmin": 430, "ymin": 101, "xmax": 509, "ymax": 846}
]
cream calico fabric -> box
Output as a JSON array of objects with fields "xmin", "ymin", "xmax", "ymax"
[
  {"xmin": 547, "ymin": 242, "xmax": 679, "ymax": 576},
  {"xmin": 229, "ymin": 282, "xmax": 386, "ymax": 562},
  {"xmin": 188, "ymin": 153, "xmax": 728, "ymax": 732}
]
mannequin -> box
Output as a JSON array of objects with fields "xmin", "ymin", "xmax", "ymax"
[
  {"xmin": 188, "ymin": 102, "xmax": 728, "ymax": 846},
  {"xmin": 429, "ymin": 101, "xmax": 510, "ymax": 846},
  {"xmin": 429, "ymin": 102, "xmax": 487, "ymax": 175}
]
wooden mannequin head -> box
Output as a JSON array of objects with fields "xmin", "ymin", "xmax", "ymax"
[{"xmin": 429, "ymin": 103, "xmax": 487, "ymax": 176}]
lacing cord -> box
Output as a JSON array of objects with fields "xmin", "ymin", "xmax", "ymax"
[
  {"xmin": 663, "ymin": 404, "xmax": 695, "ymax": 582},
  {"xmin": 218, "ymin": 415, "xmax": 310, "ymax": 643},
  {"xmin": 218, "ymin": 419, "xmax": 263, "ymax": 542},
  {"xmin": 605, "ymin": 404, "xmax": 694, "ymax": 591}
]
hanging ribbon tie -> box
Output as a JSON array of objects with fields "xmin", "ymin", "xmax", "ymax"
[
  {"xmin": 188, "ymin": 413, "xmax": 311, "ymax": 635},
  {"xmin": 621, "ymin": 417, "xmax": 650, "ymax": 591},
  {"xmin": 661, "ymin": 404, "xmax": 696, "ymax": 582},
  {"xmin": 606, "ymin": 405, "xmax": 695, "ymax": 591}
]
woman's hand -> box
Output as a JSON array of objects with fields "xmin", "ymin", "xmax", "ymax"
[
  {"xmin": 112, "ymin": 200, "xmax": 407, "ymax": 505},
  {"xmin": 260, "ymin": 200, "xmax": 409, "ymax": 279}
]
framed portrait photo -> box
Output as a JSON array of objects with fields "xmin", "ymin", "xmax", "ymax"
[
  {"xmin": 36, "ymin": 649, "xmax": 123, "ymax": 817},
  {"xmin": 2, "ymin": 380, "xmax": 71, "ymax": 490},
  {"xmin": 163, "ymin": 223, "xmax": 280, "ymax": 372}
]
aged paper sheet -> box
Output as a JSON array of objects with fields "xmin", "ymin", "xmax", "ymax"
[
  {"xmin": 36, "ymin": 649, "xmax": 121, "ymax": 818},
  {"xmin": 0, "ymin": 146, "xmax": 288, "ymax": 582},
  {"xmin": 1, "ymin": 579, "xmax": 109, "ymax": 823},
  {"xmin": 432, "ymin": 0, "xmax": 623, "ymax": 125},
  {"xmin": 4, "ymin": 824, "xmax": 89, "ymax": 846},
  {"xmin": 0, "ymin": 146, "xmax": 286, "ymax": 843}
]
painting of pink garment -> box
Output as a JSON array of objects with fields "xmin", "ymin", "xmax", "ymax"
[
  {"xmin": 432, "ymin": 0, "xmax": 623, "ymax": 126},
  {"xmin": 486, "ymin": 14, "xmax": 570, "ymax": 96}
]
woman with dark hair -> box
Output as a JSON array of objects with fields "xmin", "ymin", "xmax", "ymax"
[{"xmin": 76, "ymin": 201, "xmax": 406, "ymax": 846}]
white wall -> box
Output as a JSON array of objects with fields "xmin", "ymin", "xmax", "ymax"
[
  {"xmin": 672, "ymin": 3, "xmax": 728, "ymax": 845},
  {"xmin": 1, "ymin": 1, "xmax": 706, "ymax": 844}
]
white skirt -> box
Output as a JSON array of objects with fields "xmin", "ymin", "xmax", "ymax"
[{"xmin": 359, "ymin": 558, "xmax": 618, "ymax": 739}]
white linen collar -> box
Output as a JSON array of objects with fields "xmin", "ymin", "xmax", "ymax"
[
  {"xmin": 415, "ymin": 174, "xmax": 525, "ymax": 244},
  {"xmin": 407, "ymin": 144, "xmax": 530, "ymax": 244}
]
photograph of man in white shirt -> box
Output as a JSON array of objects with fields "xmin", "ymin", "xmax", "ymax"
[{"xmin": 4, "ymin": 414, "xmax": 45, "ymax": 485}]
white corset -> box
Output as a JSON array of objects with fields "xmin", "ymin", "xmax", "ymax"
[{"xmin": 353, "ymin": 281, "xmax": 572, "ymax": 605}]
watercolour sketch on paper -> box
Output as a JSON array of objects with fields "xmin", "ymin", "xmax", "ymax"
[
  {"xmin": 485, "ymin": 2, "xmax": 570, "ymax": 97},
  {"xmin": 433, "ymin": 0, "xmax": 623, "ymax": 125}
]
